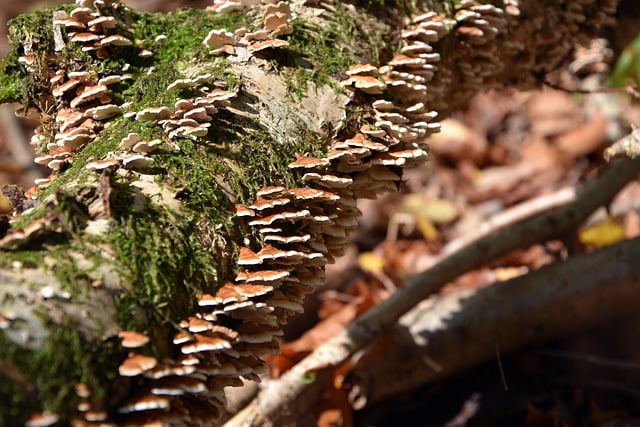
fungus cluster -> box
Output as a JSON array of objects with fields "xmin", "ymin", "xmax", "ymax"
[
  {"xmin": 406, "ymin": 0, "xmax": 618, "ymax": 115},
  {"xmin": 159, "ymin": 85, "xmax": 237, "ymax": 140},
  {"xmin": 8, "ymin": 0, "xmax": 619, "ymax": 425},
  {"xmin": 204, "ymin": 1, "xmax": 292, "ymax": 54},
  {"xmin": 29, "ymin": 1, "xmax": 133, "ymax": 185}
]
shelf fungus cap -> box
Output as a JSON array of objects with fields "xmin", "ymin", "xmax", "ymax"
[
  {"xmin": 288, "ymin": 155, "xmax": 330, "ymax": 169},
  {"xmin": 199, "ymin": 286, "xmax": 246, "ymax": 306},
  {"xmin": 271, "ymin": 23, "xmax": 293, "ymax": 38},
  {"xmin": 100, "ymin": 34, "xmax": 133, "ymax": 47},
  {"xmin": 70, "ymin": 32, "xmax": 100, "ymax": 44},
  {"xmin": 119, "ymin": 132, "xmax": 142, "ymax": 150},
  {"xmin": 302, "ymin": 173, "xmax": 353, "ymax": 188},
  {"xmin": 286, "ymin": 187, "xmax": 339, "ymax": 202},
  {"xmin": 183, "ymin": 106, "xmax": 211, "ymax": 122},
  {"xmin": 118, "ymin": 331, "xmax": 150, "ymax": 348},
  {"xmin": 234, "ymin": 283, "xmax": 273, "ymax": 298},
  {"xmin": 346, "ymin": 63, "xmax": 379, "ymax": 77},
  {"xmin": 169, "ymin": 124, "xmax": 210, "ymax": 139},
  {"xmin": 249, "ymin": 197, "xmax": 290, "ymax": 211},
  {"xmin": 121, "ymin": 154, "xmax": 154, "ymax": 170},
  {"xmin": 181, "ymin": 333, "xmax": 233, "ymax": 354},
  {"xmin": 180, "ymin": 316, "xmax": 214, "ymax": 333},
  {"xmin": 70, "ymin": 84, "xmax": 109, "ymax": 109},
  {"xmin": 86, "ymin": 104, "xmax": 120, "ymax": 120},
  {"xmin": 360, "ymin": 124, "xmax": 387, "ymax": 138},
  {"xmin": 248, "ymin": 209, "xmax": 311, "ymax": 226},
  {"xmin": 238, "ymin": 246, "xmax": 262, "ymax": 266},
  {"xmin": 263, "ymin": 233, "xmax": 311, "ymax": 244},
  {"xmin": 256, "ymin": 186, "xmax": 287, "ymax": 198},
  {"xmin": 151, "ymin": 376, "xmax": 208, "ymax": 395},
  {"xmin": 265, "ymin": 1, "xmax": 290, "ymax": 16},
  {"xmin": 204, "ymin": 29, "xmax": 237, "ymax": 49},
  {"xmin": 52, "ymin": 79, "xmax": 82, "ymax": 98},
  {"xmin": 136, "ymin": 106, "xmax": 172, "ymax": 121},
  {"xmin": 87, "ymin": 15, "xmax": 117, "ymax": 29},
  {"xmin": 238, "ymin": 323, "xmax": 283, "ymax": 343},
  {"xmin": 56, "ymin": 109, "xmax": 87, "ymax": 131},
  {"xmin": 236, "ymin": 269, "xmax": 290, "ymax": 283},
  {"xmin": 54, "ymin": 17, "xmax": 86, "ymax": 29},
  {"xmin": 85, "ymin": 158, "xmax": 120, "ymax": 171},
  {"xmin": 235, "ymin": 204, "xmax": 255, "ymax": 217},
  {"xmin": 264, "ymin": 12, "xmax": 288, "ymax": 32},
  {"xmin": 341, "ymin": 75, "xmax": 386, "ymax": 94},
  {"xmin": 208, "ymin": 0, "xmax": 244, "ymax": 14},
  {"xmin": 249, "ymin": 39, "xmax": 290, "ymax": 53},
  {"xmin": 102, "ymin": 74, "xmax": 132, "ymax": 86},
  {"xmin": 118, "ymin": 395, "xmax": 170, "ymax": 413},
  {"xmin": 25, "ymin": 412, "xmax": 59, "ymax": 427},
  {"xmin": 69, "ymin": 6, "xmax": 95, "ymax": 22},
  {"xmin": 242, "ymin": 28, "xmax": 269, "ymax": 42},
  {"xmin": 132, "ymin": 139, "xmax": 162, "ymax": 154},
  {"xmin": 118, "ymin": 353, "xmax": 158, "ymax": 376}
]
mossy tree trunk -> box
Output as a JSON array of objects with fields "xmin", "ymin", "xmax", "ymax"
[{"xmin": 0, "ymin": 0, "xmax": 616, "ymax": 425}]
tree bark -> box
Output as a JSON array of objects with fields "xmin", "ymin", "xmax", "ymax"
[{"xmin": 0, "ymin": 0, "xmax": 618, "ymax": 425}]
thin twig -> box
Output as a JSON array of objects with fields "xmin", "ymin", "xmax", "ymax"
[
  {"xmin": 348, "ymin": 238, "xmax": 640, "ymax": 406},
  {"xmin": 543, "ymin": 79, "xmax": 640, "ymax": 101},
  {"xmin": 442, "ymin": 186, "xmax": 577, "ymax": 256},
  {"xmin": 225, "ymin": 153, "xmax": 640, "ymax": 427}
]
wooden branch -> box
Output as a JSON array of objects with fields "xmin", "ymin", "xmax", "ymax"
[
  {"xmin": 441, "ymin": 186, "xmax": 577, "ymax": 256},
  {"xmin": 229, "ymin": 155, "xmax": 640, "ymax": 426},
  {"xmin": 348, "ymin": 237, "xmax": 640, "ymax": 407},
  {"xmin": 0, "ymin": 0, "xmax": 620, "ymax": 424}
]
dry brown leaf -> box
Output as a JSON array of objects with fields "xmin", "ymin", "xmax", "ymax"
[
  {"xmin": 554, "ymin": 111, "xmax": 607, "ymax": 161},
  {"xmin": 428, "ymin": 118, "xmax": 488, "ymax": 165}
]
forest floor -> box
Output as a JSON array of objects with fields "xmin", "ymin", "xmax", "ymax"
[{"xmin": 2, "ymin": 2, "xmax": 640, "ymax": 427}]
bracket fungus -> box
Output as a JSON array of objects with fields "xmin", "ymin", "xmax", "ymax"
[{"xmin": 0, "ymin": 0, "xmax": 618, "ymax": 425}]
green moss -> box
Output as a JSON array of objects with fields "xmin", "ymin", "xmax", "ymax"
[
  {"xmin": 0, "ymin": 1, "xmax": 350, "ymax": 423},
  {"xmin": 0, "ymin": 319, "xmax": 122, "ymax": 426},
  {"xmin": 281, "ymin": 1, "xmax": 394, "ymax": 99},
  {"xmin": 121, "ymin": 9, "xmax": 254, "ymax": 110},
  {"xmin": 283, "ymin": 10, "xmax": 358, "ymax": 97},
  {"xmin": 0, "ymin": 52, "xmax": 24, "ymax": 103}
]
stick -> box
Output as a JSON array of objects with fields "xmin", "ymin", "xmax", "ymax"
[
  {"xmin": 348, "ymin": 237, "xmax": 640, "ymax": 406},
  {"xmin": 226, "ymin": 155, "xmax": 640, "ymax": 426}
]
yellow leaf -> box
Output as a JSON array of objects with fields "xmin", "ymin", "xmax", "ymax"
[
  {"xmin": 579, "ymin": 217, "xmax": 626, "ymax": 248},
  {"xmin": 422, "ymin": 198, "xmax": 458, "ymax": 224},
  {"xmin": 494, "ymin": 266, "xmax": 528, "ymax": 281},
  {"xmin": 0, "ymin": 193, "xmax": 13, "ymax": 216},
  {"xmin": 416, "ymin": 214, "xmax": 438, "ymax": 241},
  {"xmin": 402, "ymin": 194, "xmax": 458, "ymax": 224},
  {"xmin": 358, "ymin": 252, "xmax": 385, "ymax": 274}
]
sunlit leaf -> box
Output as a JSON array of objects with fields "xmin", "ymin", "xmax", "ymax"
[
  {"xmin": 0, "ymin": 192, "xmax": 13, "ymax": 215},
  {"xmin": 579, "ymin": 217, "xmax": 626, "ymax": 248},
  {"xmin": 358, "ymin": 252, "xmax": 385, "ymax": 273},
  {"xmin": 403, "ymin": 194, "xmax": 459, "ymax": 224},
  {"xmin": 416, "ymin": 214, "xmax": 438, "ymax": 240}
]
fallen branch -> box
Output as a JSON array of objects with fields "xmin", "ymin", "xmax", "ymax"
[
  {"xmin": 442, "ymin": 186, "xmax": 577, "ymax": 256},
  {"xmin": 347, "ymin": 236, "xmax": 640, "ymax": 407},
  {"xmin": 227, "ymin": 155, "xmax": 640, "ymax": 426}
]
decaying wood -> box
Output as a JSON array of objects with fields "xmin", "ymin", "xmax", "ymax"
[
  {"xmin": 0, "ymin": 0, "xmax": 620, "ymax": 425},
  {"xmin": 230, "ymin": 155, "xmax": 640, "ymax": 427}
]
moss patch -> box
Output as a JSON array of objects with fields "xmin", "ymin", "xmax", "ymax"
[
  {"xmin": 0, "ymin": 1, "xmax": 352, "ymax": 423},
  {"xmin": 0, "ymin": 319, "xmax": 122, "ymax": 426}
]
